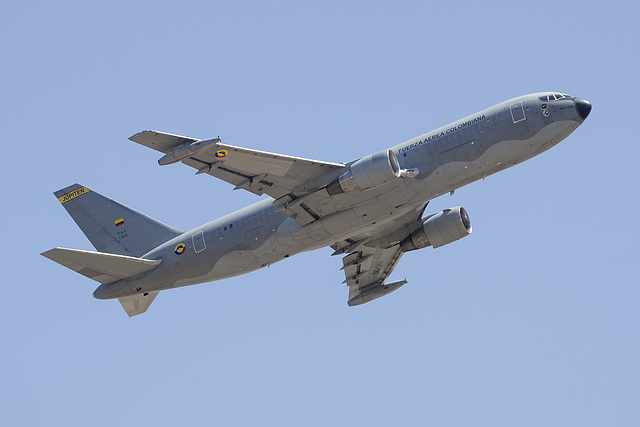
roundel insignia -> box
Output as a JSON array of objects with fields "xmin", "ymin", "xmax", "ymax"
[
  {"xmin": 215, "ymin": 150, "xmax": 228, "ymax": 158},
  {"xmin": 174, "ymin": 243, "xmax": 186, "ymax": 255},
  {"xmin": 541, "ymin": 103, "xmax": 548, "ymax": 110}
]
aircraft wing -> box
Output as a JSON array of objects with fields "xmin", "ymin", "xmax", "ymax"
[
  {"xmin": 129, "ymin": 130, "xmax": 198, "ymax": 153},
  {"xmin": 335, "ymin": 203, "xmax": 429, "ymax": 306},
  {"xmin": 130, "ymin": 130, "xmax": 345, "ymax": 204},
  {"xmin": 341, "ymin": 245, "xmax": 407, "ymax": 306}
]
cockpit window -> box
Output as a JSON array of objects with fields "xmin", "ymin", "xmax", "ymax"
[{"xmin": 538, "ymin": 93, "xmax": 574, "ymax": 101}]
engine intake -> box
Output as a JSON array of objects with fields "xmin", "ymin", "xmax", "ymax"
[
  {"xmin": 327, "ymin": 149, "xmax": 401, "ymax": 195},
  {"xmin": 400, "ymin": 207, "xmax": 472, "ymax": 251}
]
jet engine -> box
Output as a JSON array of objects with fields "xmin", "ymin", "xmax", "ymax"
[
  {"xmin": 327, "ymin": 149, "xmax": 401, "ymax": 195},
  {"xmin": 400, "ymin": 207, "xmax": 472, "ymax": 251}
]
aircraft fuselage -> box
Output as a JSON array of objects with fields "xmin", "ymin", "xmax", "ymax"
[{"xmin": 93, "ymin": 93, "xmax": 590, "ymax": 300}]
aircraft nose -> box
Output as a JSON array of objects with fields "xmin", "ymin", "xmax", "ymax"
[{"xmin": 575, "ymin": 98, "xmax": 592, "ymax": 120}]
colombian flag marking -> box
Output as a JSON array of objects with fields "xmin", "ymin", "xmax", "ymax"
[
  {"xmin": 174, "ymin": 243, "xmax": 186, "ymax": 255},
  {"xmin": 115, "ymin": 218, "xmax": 125, "ymax": 227}
]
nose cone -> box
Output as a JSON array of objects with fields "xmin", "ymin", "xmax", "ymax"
[{"xmin": 575, "ymin": 98, "xmax": 592, "ymax": 120}]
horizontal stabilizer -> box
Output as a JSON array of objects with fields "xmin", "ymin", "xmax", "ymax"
[
  {"xmin": 119, "ymin": 292, "xmax": 159, "ymax": 317},
  {"xmin": 41, "ymin": 247, "xmax": 161, "ymax": 284}
]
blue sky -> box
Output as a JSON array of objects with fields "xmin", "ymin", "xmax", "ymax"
[{"xmin": 2, "ymin": 1, "xmax": 639, "ymax": 425}]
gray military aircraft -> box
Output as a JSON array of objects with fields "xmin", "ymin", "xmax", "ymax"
[{"xmin": 42, "ymin": 92, "xmax": 591, "ymax": 316}]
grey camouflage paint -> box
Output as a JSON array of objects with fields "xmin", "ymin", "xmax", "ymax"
[{"xmin": 81, "ymin": 92, "xmax": 590, "ymax": 301}]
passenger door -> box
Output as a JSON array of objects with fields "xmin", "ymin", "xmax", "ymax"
[
  {"xmin": 192, "ymin": 230, "xmax": 206, "ymax": 253},
  {"xmin": 510, "ymin": 101, "xmax": 526, "ymax": 123}
]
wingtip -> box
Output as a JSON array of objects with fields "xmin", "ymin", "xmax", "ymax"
[
  {"xmin": 40, "ymin": 248, "xmax": 55, "ymax": 258},
  {"xmin": 128, "ymin": 130, "xmax": 153, "ymax": 141}
]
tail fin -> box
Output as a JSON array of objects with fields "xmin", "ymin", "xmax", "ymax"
[{"xmin": 54, "ymin": 184, "xmax": 183, "ymax": 257}]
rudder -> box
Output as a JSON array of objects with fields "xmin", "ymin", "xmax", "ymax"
[{"xmin": 55, "ymin": 184, "xmax": 183, "ymax": 257}]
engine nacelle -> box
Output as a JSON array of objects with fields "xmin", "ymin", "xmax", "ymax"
[
  {"xmin": 327, "ymin": 149, "xmax": 401, "ymax": 195},
  {"xmin": 400, "ymin": 207, "xmax": 472, "ymax": 251}
]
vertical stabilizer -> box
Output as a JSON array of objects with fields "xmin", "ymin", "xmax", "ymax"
[{"xmin": 54, "ymin": 184, "xmax": 183, "ymax": 257}]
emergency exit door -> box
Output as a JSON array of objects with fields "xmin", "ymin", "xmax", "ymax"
[
  {"xmin": 510, "ymin": 101, "xmax": 526, "ymax": 123},
  {"xmin": 192, "ymin": 230, "xmax": 206, "ymax": 253}
]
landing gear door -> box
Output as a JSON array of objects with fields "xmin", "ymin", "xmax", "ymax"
[{"xmin": 510, "ymin": 101, "xmax": 526, "ymax": 123}]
